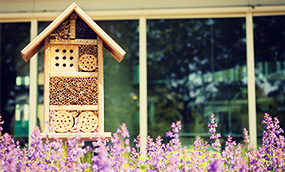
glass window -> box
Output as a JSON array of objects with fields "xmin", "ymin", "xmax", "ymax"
[
  {"xmin": 0, "ymin": 22, "xmax": 30, "ymax": 145},
  {"xmin": 97, "ymin": 20, "xmax": 139, "ymax": 142},
  {"xmin": 254, "ymin": 15, "xmax": 285, "ymax": 145},
  {"xmin": 147, "ymin": 18, "xmax": 247, "ymax": 146},
  {"xmin": 38, "ymin": 21, "xmax": 51, "ymax": 131}
]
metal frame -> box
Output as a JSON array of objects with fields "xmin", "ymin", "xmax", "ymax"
[{"xmin": 1, "ymin": 5, "xmax": 285, "ymax": 150}]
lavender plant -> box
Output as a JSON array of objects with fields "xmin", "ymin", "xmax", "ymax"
[{"xmin": 0, "ymin": 113, "xmax": 284, "ymax": 171}]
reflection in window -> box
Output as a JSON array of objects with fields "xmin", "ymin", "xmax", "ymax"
[
  {"xmin": 147, "ymin": 18, "xmax": 248, "ymax": 146},
  {"xmin": 254, "ymin": 16, "xmax": 285, "ymax": 145},
  {"xmin": 97, "ymin": 20, "xmax": 139, "ymax": 143},
  {"xmin": 38, "ymin": 22, "xmax": 51, "ymax": 131},
  {"xmin": 0, "ymin": 23, "xmax": 30, "ymax": 145}
]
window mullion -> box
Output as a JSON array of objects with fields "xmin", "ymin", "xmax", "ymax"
[
  {"xmin": 139, "ymin": 16, "xmax": 147, "ymax": 156},
  {"xmin": 28, "ymin": 18, "xmax": 39, "ymax": 147},
  {"xmin": 246, "ymin": 11, "xmax": 257, "ymax": 147}
]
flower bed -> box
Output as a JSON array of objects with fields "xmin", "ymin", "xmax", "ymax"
[{"xmin": 0, "ymin": 113, "xmax": 284, "ymax": 171}]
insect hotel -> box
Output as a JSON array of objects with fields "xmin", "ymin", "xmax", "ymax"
[{"xmin": 21, "ymin": 2, "xmax": 125, "ymax": 139}]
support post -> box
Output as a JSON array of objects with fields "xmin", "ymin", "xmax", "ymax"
[
  {"xmin": 139, "ymin": 16, "xmax": 147, "ymax": 156},
  {"xmin": 246, "ymin": 11, "xmax": 257, "ymax": 147},
  {"xmin": 29, "ymin": 18, "xmax": 38, "ymax": 147}
]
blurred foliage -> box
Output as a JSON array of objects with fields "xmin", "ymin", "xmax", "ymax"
[
  {"xmin": 147, "ymin": 18, "xmax": 249, "ymax": 144},
  {"xmin": 254, "ymin": 16, "xmax": 285, "ymax": 143},
  {"xmin": 96, "ymin": 20, "xmax": 139, "ymax": 143},
  {"xmin": 0, "ymin": 23, "xmax": 30, "ymax": 141}
]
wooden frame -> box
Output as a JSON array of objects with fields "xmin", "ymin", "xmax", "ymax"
[
  {"xmin": 21, "ymin": 2, "xmax": 126, "ymax": 63},
  {"xmin": 43, "ymin": 36, "xmax": 110, "ymax": 139},
  {"xmin": 44, "ymin": 38, "xmax": 50, "ymax": 133},
  {"xmin": 22, "ymin": 3, "xmax": 126, "ymax": 140},
  {"xmin": 98, "ymin": 37, "xmax": 104, "ymax": 133}
]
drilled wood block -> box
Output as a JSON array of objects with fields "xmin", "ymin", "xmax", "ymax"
[
  {"xmin": 50, "ymin": 111, "xmax": 75, "ymax": 133},
  {"xmin": 78, "ymin": 111, "xmax": 99, "ymax": 133},
  {"xmin": 78, "ymin": 44, "xmax": 98, "ymax": 72},
  {"xmin": 78, "ymin": 54, "xmax": 97, "ymax": 71},
  {"xmin": 49, "ymin": 110, "xmax": 99, "ymax": 134},
  {"xmin": 50, "ymin": 45, "xmax": 78, "ymax": 72}
]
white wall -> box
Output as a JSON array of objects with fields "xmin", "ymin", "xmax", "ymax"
[{"xmin": 1, "ymin": 0, "xmax": 285, "ymax": 13}]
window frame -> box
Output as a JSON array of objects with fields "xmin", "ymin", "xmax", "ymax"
[{"xmin": 1, "ymin": 5, "xmax": 285, "ymax": 152}]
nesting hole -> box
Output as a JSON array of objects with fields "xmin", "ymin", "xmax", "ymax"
[
  {"xmin": 62, "ymin": 49, "xmax": 66, "ymax": 53},
  {"xmin": 63, "ymin": 63, "xmax": 66, "ymax": 67},
  {"xmin": 55, "ymin": 56, "xmax": 59, "ymax": 60},
  {"xmin": 63, "ymin": 56, "xmax": 66, "ymax": 60},
  {"xmin": 55, "ymin": 63, "xmax": 59, "ymax": 67},
  {"xmin": 55, "ymin": 49, "xmax": 59, "ymax": 53}
]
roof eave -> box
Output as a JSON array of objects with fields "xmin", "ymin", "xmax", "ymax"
[
  {"xmin": 74, "ymin": 5, "xmax": 126, "ymax": 62},
  {"xmin": 21, "ymin": 2, "xmax": 77, "ymax": 61},
  {"xmin": 21, "ymin": 2, "xmax": 126, "ymax": 63}
]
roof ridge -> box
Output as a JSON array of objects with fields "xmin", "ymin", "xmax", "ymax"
[{"xmin": 21, "ymin": 2, "xmax": 125, "ymax": 62}]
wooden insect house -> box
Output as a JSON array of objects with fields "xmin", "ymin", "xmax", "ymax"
[{"xmin": 21, "ymin": 2, "xmax": 125, "ymax": 139}]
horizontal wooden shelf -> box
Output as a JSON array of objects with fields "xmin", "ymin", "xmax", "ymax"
[
  {"xmin": 50, "ymin": 105, "xmax": 98, "ymax": 110},
  {"xmin": 50, "ymin": 39, "xmax": 98, "ymax": 45},
  {"xmin": 49, "ymin": 72, "xmax": 98, "ymax": 77},
  {"xmin": 40, "ymin": 132, "xmax": 111, "ymax": 141}
]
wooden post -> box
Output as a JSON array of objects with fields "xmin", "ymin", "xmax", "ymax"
[
  {"xmin": 44, "ymin": 38, "xmax": 51, "ymax": 133},
  {"xmin": 98, "ymin": 37, "xmax": 104, "ymax": 133},
  {"xmin": 28, "ymin": 18, "xmax": 38, "ymax": 147},
  {"xmin": 139, "ymin": 16, "xmax": 147, "ymax": 156}
]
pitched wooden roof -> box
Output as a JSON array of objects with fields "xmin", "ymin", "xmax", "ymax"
[{"xmin": 21, "ymin": 2, "xmax": 126, "ymax": 62}]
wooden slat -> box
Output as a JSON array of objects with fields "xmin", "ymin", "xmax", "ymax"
[
  {"xmin": 21, "ymin": 2, "xmax": 77, "ymax": 62},
  {"xmin": 98, "ymin": 37, "xmax": 104, "ymax": 133},
  {"xmin": 75, "ymin": 5, "xmax": 126, "ymax": 62},
  {"xmin": 50, "ymin": 105, "xmax": 98, "ymax": 110},
  {"xmin": 40, "ymin": 132, "xmax": 111, "ymax": 140},
  {"xmin": 69, "ymin": 17, "xmax": 76, "ymax": 39},
  {"xmin": 21, "ymin": 2, "xmax": 126, "ymax": 63},
  {"xmin": 49, "ymin": 72, "xmax": 98, "ymax": 77},
  {"xmin": 44, "ymin": 39, "xmax": 50, "ymax": 133},
  {"xmin": 50, "ymin": 39, "xmax": 98, "ymax": 45}
]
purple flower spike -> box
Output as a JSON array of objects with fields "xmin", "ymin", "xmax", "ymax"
[
  {"xmin": 0, "ymin": 114, "xmax": 4, "ymax": 131},
  {"xmin": 0, "ymin": 113, "xmax": 285, "ymax": 171},
  {"xmin": 208, "ymin": 114, "xmax": 221, "ymax": 151},
  {"xmin": 208, "ymin": 159, "xmax": 222, "ymax": 172}
]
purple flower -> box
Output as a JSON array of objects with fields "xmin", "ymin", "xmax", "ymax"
[
  {"xmin": 207, "ymin": 159, "xmax": 222, "ymax": 172},
  {"xmin": 208, "ymin": 114, "xmax": 221, "ymax": 151},
  {"xmin": 0, "ymin": 114, "xmax": 4, "ymax": 131},
  {"xmin": 0, "ymin": 113, "xmax": 284, "ymax": 171},
  {"xmin": 92, "ymin": 140, "xmax": 112, "ymax": 171}
]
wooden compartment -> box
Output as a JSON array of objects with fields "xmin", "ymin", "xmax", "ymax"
[{"xmin": 21, "ymin": 2, "xmax": 126, "ymax": 140}]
